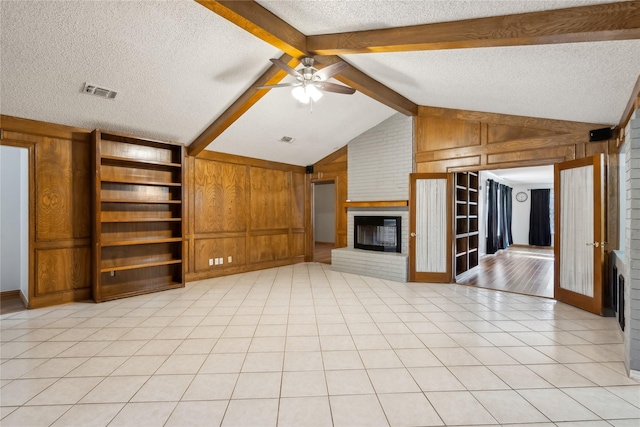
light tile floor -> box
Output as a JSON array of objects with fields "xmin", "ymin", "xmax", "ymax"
[{"xmin": 1, "ymin": 263, "xmax": 639, "ymax": 426}]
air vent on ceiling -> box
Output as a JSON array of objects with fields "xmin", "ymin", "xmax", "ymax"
[
  {"xmin": 279, "ymin": 136, "xmax": 295, "ymax": 144},
  {"xmin": 83, "ymin": 83, "xmax": 117, "ymax": 99}
]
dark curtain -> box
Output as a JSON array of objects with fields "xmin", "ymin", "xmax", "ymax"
[
  {"xmin": 486, "ymin": 179, "xmax": 499, "ymax": 254},
  {"xmin": 487, "ymin": 179, "xmax": 513, "ymax": 255},
  {"xmin": 503, "ymin": 186, "xmax": 513, "ymax": 246},
  {"xmin": 529, "ymin": 189, "xmax": 551, "ymax": 246}
]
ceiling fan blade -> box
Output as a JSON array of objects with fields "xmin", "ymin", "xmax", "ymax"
[
  {"xmin": 314, "ymin": 61, "xmax": 350, "ymax": 80},
  {"xmin": 257, "ymin": 83, "xmax": 301, "ymax": 90},
  {"xmin": 316, "ymin": 82, "xmax": 356, "ymax": 95},
  {"xmin": 270, "ymin": 58, "xmax": 302, "ymax": 78}
]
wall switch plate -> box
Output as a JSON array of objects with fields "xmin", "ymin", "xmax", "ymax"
[
  {"xmin": 214, "ymin": 258, "xmax": 219, "ymax": 265},
  {"xmin": 228, "ymin": 256, "xmax": 232, "ymax": 263},
  {"xmin": 218, "ymin": 257, "xmax": 223, "ymax": 264},
  {"xmin": 110, "ymin": 271, "xmax": 115, "ymax": 277},
  {"xmin": 209, "ymin": 258, "xmax": 214, "ymax": 266}
]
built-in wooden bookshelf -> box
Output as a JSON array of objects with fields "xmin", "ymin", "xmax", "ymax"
[
  {"xmin": 91, "ymin": 130, "xmax": 185, "ymax": 302},
  {"xmin": 455, "ymin": 171, "xmax": 479, "ymax": 277}
]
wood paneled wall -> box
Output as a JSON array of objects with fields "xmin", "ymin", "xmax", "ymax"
[
  {"xmin": 1, "ymin": 116, "xmax": 92, "ymax": 308},
  {"xmin": 414, "ymin": 106, "xmax": 619, "ymax": 250},
  {"xmin": 1, "ymin": 104, "xmax": 621, "ymax": 307},
  {"xmin": 415, "ymin": 106, "xmax": 610, "ymax": 173},
  {"xmin": 0, "ymin": 115, "xmax": 311, "ymax": 306},
  {"xmin": 310, "ymin": 147, "xmax": 348, "ymax": 250},
  {"xmin": 185, "ymin": 151, "xmax": 307, "ymax": 281}
]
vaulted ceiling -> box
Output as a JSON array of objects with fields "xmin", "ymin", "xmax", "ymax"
[{"xmin": 1, "ymin": 1, "xmax": 639, "ymax": 166}]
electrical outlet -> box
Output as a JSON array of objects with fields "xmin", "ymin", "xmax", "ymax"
[
  {"xmin": 228, "ymin": 256, "xmax": 232, "ymax": 263},
  {"xmin": 209, "ymin": 258, "xmax": 214, "ymax": 266}
]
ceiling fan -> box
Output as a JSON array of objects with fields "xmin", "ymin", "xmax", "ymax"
[{"xmin": 258, "ymin": 57, "xmax": 355, "ymax": 104}]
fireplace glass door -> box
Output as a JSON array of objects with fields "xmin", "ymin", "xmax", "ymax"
[{"xmin": 354, "ymin": 216, "xmax": 401, "ymax": 253}]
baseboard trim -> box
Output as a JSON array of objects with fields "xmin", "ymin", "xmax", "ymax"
[
  {"xmin": 510, "ymin": 244, "xmax": 554, "ymax": 250},
  {"xmin": 0, "ymin": 290, "xmax": 20, "ymax": 301},
  {"xmin": 19, "ymin": 291, "xmax": 29, "ymax": 309}
]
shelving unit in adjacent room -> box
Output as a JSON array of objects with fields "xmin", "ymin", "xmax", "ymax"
[
  {"xmin": 92, "ymin": 129, "xmax": 185, "ymax": 302},
  {"xmin": 455, "ymin": 171, "xmax": 479, "ymax": 277}
]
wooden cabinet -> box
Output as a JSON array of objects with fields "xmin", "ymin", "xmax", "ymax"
[
  {"xmin": 91, "ymin": 130, "xmax": 185, "ymax": 302},
  {"xmin": 455, "ymin": 171, "xmax": 479, "ymax": 277}
]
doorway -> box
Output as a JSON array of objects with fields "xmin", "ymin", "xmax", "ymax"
[
  {"xmin": 313, "ymin": 181, "xmax": 335, "ymax": 264},
  {"xmin": 0, "ymin": 145, "xmax": 29, "ymax": 313},
  {"xmin": 457, "ymin": 165, "xmax": 555, "ymax": 298}
]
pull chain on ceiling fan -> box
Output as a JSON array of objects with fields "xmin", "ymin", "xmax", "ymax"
[{"xmin": 258, "ymin": 57, "xmax": 356, "ymax": 105}]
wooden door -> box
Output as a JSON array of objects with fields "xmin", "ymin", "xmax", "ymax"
[
  {"xmin": 554, "ymin": 155, "xmax": 605, "ymax": 314},
  {"xmin": 409, "ymin": 173, "xmax": 453, "ymax": 282}
]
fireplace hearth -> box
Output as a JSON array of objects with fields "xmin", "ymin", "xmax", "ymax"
[{"xmin": 354, "ymin": 216, "xmax": 401, "ymax": 253}]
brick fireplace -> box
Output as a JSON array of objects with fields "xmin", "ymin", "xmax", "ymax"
[{"xmin": 330, "ymin": 113, "xmax": 413, "ymax": 282}]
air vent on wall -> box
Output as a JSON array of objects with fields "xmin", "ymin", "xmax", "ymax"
[
  {"xmin": 83, "ymin": 83, "xmax": 117, "ymax": 99},
  {"xmin": 279, "ymin": 136, "xmax": 295, "ymax": 144}
]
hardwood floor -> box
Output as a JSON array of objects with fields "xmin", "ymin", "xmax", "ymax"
[
  {"xmin": 314, "ymin": 242, "xmax": 334, "ymax": 264},
  {"xmin": 457, "ymin": 246, "xmax": 554, "ymax": 298},
  {"xmin": 0, "ymin": 297, "xmax": 26, "ymax": 316}
]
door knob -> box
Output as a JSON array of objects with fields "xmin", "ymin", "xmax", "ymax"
[
  {"xmin": 410, "ymin": 232, "xmax": 417, "ymax": 237},
  {"xmin": 586, "ymin": 242, "xmax": 600, "ymax": 247}
]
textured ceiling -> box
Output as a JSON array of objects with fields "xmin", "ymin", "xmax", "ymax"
[
  {"xmin": 1, "ymin": 0, "xmax": 638, "ymax": 166},
  {"xmin": 260, "ymin": 0, "xmax": 638, "ymax": 126},
  {"xmin": 257, "ymin": 0, "xmax": 621, "ymax": 35},
  {"xmin": 343, "ymin": 40, "xmax": 640, "ymax": 125},
  {"xmin": 0, "ymin": 0, "xmax": 280, "ymax": 143},
  {"xmin": 211, "ymin": 77, "xmax": 395, "ymax": 166}
]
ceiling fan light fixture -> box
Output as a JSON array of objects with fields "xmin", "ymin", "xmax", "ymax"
[
  {"xmin": 292, "ymin": 84, "xmax": 322, "ymax": 104},
  {"xmin": 307, "ymin": 84, "xmax": 322, "ymax": 102},
  {"xmin": 292, "ymin": 86, "xmax": 309, "ymax": 104},
  {"xmin": 259, "ymin": 57, "xmax": 354, "ymax": 103}
]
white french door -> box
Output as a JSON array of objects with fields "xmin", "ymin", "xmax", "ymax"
[
  {"xmin": 554, "ymin": 155, "xmax": 605, "ymax": 314},
  {"xmin": 409, "ymin": 173, "xmax": 453, "ymax": 282}
]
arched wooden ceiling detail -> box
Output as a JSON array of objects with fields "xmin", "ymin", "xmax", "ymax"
[{"xmin": 189, "ymin": 0, "xmax": 640, "ymax": 156}]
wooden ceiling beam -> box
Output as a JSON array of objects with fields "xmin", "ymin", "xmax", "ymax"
[
  {"xmin": 195, "ymin": 0, "xmax": 418, "ymax": 121},
  {"xmin": 187, "ymin": 53, "xmax": 299, "ymax": 157},
  {"xmin": 619, "ymin": 73, "xmax": 640, "ymax": 128},
  {"xmin": 196, "ymin": 0, "xmax": 307, "ymax": 57},
  {"xmin": 314, "ymin": 55, "xmax": 417, "ymax": 116},
  {"xmin": 307, "ymin": 1, "xmax": 640, "ymax": 55}
]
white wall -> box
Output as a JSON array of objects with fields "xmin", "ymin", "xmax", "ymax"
[
  {"xmin": 348, "ymin": 113, "xmax": 413, "ymax": 201},
  {"xmin": 0, "ymin": 145, "xmax": 29, "ymax": 299},
  {"xmin": 314, "ymin": 182, "xmax": 335, "ymax": 243},
  {"xmin": 511, "ymin": 185, "xmax": 530, "ymax": 245},
  {"xmin": 623, "ymin": 109, "xmax": 640, "ymax": 373}
]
